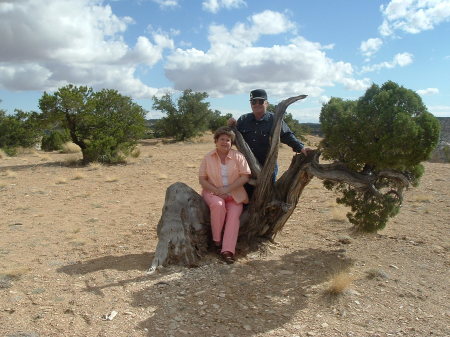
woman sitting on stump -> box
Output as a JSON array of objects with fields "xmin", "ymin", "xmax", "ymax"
[{"xmin": 199, "ymin": 126, "xmax": 251, "ymax": 264}]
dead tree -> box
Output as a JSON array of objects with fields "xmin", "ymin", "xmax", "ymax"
[{"xmin": 148, "ymin": 95, "xmax": 409, "ymax": 272}]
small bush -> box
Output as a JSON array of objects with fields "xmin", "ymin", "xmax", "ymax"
[
  {"xmin": 41, "ymin": 129, "xmax": 70, "ymax": 151},
  {"xmin": 1, "ymin": 147, "xmax": 17, "ymax": 156},
  {"xmin": 130, "ymin": 147, "xmax": 141, "ymax": 158}
]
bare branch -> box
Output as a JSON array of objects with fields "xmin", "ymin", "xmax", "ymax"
[{"xmin": 232, "ymin": 126, "xmax": 261, "ymax": 179}]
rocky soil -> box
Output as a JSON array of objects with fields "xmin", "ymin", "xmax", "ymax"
[{"xmin": 0, "ymin": 136, "xmax": 449, "ymax": 337}]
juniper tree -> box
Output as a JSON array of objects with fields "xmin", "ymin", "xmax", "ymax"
[
  {"xmin": 320, "ymin": 81, "xmax": 440, "ymax": 231},
  {"xmin": 39, "ymin": 84, "xmax": 146, "ymax": 164}
]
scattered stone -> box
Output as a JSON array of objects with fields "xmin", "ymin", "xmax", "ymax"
[
  {"xmin": 338, "ymin": 235, "xmax": 352, "ymax": 244},
  {"xmin": 243, "ymin": 325, "xmax": 252, "ymax": 331},
  {"xmin": 6, "ymin": 333, "xmax": 39, "ymax": 337},
  {"xmin": 0, "ymin": 278, "xmax": 12, "ymax": 289},
  {"xmin": 102, "ymin": 310, "xmax": 118, "ymax": 321},
  {"xmin": 346, "ymin": 289, "xmax": 361, "ymax": 296},
  {"xmin": 30, "ymin": 288, "xmax": 45, "ymax": 294},
  {"xmin": 279, "ymin": 269, "xmax": 294, "ymax": 275},
  {"xmin": 366, "ymin": 268, "xmax": 389, "ymax": 280}
]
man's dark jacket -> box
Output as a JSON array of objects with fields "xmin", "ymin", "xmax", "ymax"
[{"xmin": 236, "ymin": 112, "xmax": 304, "ymax": 166}]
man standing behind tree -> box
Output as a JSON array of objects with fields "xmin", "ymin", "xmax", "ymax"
[
  {"xmin": 228, "ymin": 89, "xmax": 310, "ymax": 197},
  {"xmin": 229, "ymin": 89, "xmax": 309, "ymax": 168}
]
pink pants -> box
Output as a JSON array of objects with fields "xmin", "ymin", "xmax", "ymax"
[{"xmin": 202, "ymin": 191, "xmax": 243, "ymax": 255}]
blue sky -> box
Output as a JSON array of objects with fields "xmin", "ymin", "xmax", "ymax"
[{"xmin": 1, "ymin": 0, "xmax": 449, "ymax": 123}]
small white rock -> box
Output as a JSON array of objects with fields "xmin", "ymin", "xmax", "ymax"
[{"xmin": 103, "ymin": 310, "xmax": 118, "ymax": 321}]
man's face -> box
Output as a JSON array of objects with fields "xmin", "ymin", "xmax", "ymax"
[{"xmin": 250, "ymin": 98, "xmax": 268, "ymax": 118}]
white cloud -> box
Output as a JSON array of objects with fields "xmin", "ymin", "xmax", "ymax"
[
  {"xmin": 0, "ymin": 0, "xmax": 174, "ymax": 98},
  {"xmin": 428, "ymin": 105, "xmax": 450, "ymax": 117},
  {"xmin": 165, "ymin": 11, "xmax": 369, "ymax": 99},
  {"xmin": 202, "ymin": 0, "xmax": 246, "ymax": 14},
  {"xmin": 360, "ymin": 38, "xmax": 383, "ymax": 59},
  {"xmin": 361, "ymin": 52, "xmax": 413, "ymax": 73},
  {"xmin": 416, "ymin": 88, "xmax": 439, "ymax": 95},
  {"xmin": 319, "ymin": 96, "xmax": 331, "ymax": 104},
  {"xmin": 379, "ymin": 0, "xmax": 450, "ymax": 36},
  {"xmin": 150, "ymin": 0, "xmax": 179, "ymax": 9}
]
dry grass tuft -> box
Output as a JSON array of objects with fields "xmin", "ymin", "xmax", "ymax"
[
  {"xmin": 64, "ymin": 154, "xmax": 81, "ymax": 166},
  {"xmin": 1, "ymin": 267, "xmax": 29, "ymax": 280},
  {"xmin": 0, "ymin": 181, "xmax": 7, "ymax": 190},
  {"xmin": 330, "ymin": 206, "xmax": 348, "ymax": 222},
  {"xmin": 39, "ymin": 154, "xmax": 51, "ymax": 161},
  {"xmin": 61, "ymin": 142, "xmax": 81, "ymax": 154},
  {"xmin": 0, "ymin": 149, "xmax": 6, "ymax": 159},
  {"xmin": 14, "ymin": 147, "xmax": 36, "ymax": 155},
  {"xmin": 130, "ymin": 147, "xmax": 141, "ymax": 158},
  {"xmin": 105, "ymin": 176, "xmax": 118, "ymax": 182},
  {"xmin": 325, "ymin": 271, "xmax": 354, "ymax": 295},
  {"xmin": 55, "ymin": 177, "xmax": 68, "ymax": 184},
  {"xmin": 72, "ymin": 171, "xmax": 85, "ymax": 180},
  {"xmin": 411, "ymin": 193, "xmax": 432, "ymax": 203},
  {"xmin": 3, "ymin": 170, "xmax": 17, "ymax": 178},
  {"xmin": 88, "ymin": 162, "xmax": 103, "ymax": 170}
]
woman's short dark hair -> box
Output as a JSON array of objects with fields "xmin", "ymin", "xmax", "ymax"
[{"xmin": 214, "ymin": 126, "xmax": 236, "ymax": 143}]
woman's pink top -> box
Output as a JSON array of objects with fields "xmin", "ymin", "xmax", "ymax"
[{"xmin": 199, "ymin": 148, "xmax": 251, "ymax": 204}]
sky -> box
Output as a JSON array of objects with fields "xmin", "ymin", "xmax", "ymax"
[{"xmin": 1, "ymin": 0, "xmax": 449, "ymax": 123}]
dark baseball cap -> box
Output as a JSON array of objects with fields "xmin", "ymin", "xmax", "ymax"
[{"xmin": 250, "ymin": 89, "xmax": 267, "ymax": 100}]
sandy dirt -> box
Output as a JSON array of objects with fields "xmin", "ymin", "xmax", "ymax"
[{"xmin": 0, "ymin": 136, "xmax": 449, "ymax": 337}]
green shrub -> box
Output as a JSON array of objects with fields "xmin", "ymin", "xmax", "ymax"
[
  {"xmin": 320, "ymin": 81, "xmax": 440, "ymax": 232},
  {"xmin": 41, "ymin": 129, "xmax": 70, "ymax": 151},
  {"xmin": 39, "ymin": 85, "xmax": 146, "ymax": 164},
  {"xmin": 0, "ymin": 110, "xmax": 41, "ymax": 155}
]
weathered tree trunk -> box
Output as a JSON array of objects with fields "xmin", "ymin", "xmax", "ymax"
[
  {"xmin": 149, "ymin": 95, "xmax": 409, "ymax": 272},
  {"xmin": 148, "ymin": 183, "xmax": 210, "ymax": 272}
]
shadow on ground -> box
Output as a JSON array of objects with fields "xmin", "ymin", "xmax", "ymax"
[
  {"xmin": 134, "ymin": 248, "xmax": 352, "ymax": 337},
  {"xmin": 57, "ymin": 252, "xmax": 153, "ymax": 275},
  {"xmin": 56, "ymin": 248, "xmax": 351, "ymax": 336}
]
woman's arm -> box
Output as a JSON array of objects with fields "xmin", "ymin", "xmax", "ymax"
[
  {"xmin": 199, "ymin": 176, "xmax": 220, "ymax": 195},
  {"xmin": 217, "ymin": 174, "xmax": 249, "ymax": 195}
]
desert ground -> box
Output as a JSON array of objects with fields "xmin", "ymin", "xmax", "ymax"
[{"xmin": 0, "ymin": 135, "xmax": 449, "ymax": 337}]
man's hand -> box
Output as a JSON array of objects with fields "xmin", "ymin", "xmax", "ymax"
[
  {"xmin": 227, "ymin": 118, "xmax": 237, "ymax": 127},
  {"xmin": 300, "ymin": 147, "xmax": 311, "ymax": 156}
]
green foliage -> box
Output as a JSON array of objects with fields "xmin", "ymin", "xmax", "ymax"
[
  {"xmin": 320, "ymin": 81, "xmax": 440, "ymax": 231},
  {"xmin": 39, "ymin": 84, "xmax": 146, "ymax": 164},
  {"xmin": 209, "ymin": 110, "xmax": 233, "ymax": 132},
  {"xmin": 41, "ymin": 129, "xmax": 71, "ymax": 151},
  {"xmin": 0, "ymin": 109, "xmax": 41, "ymax": 155},
  {"xmin": 152, "ymin": 89, "xmax": 213, "ymax": 141}
]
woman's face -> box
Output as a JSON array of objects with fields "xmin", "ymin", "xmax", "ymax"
[{"xmin": 215, "ymin": 134, "xmax": 232, "ymax": 153}]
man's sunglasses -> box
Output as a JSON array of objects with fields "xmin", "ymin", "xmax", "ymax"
[{"xmin": 250, "ymin": 99, "xmax": 265, "ymax": 105}]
